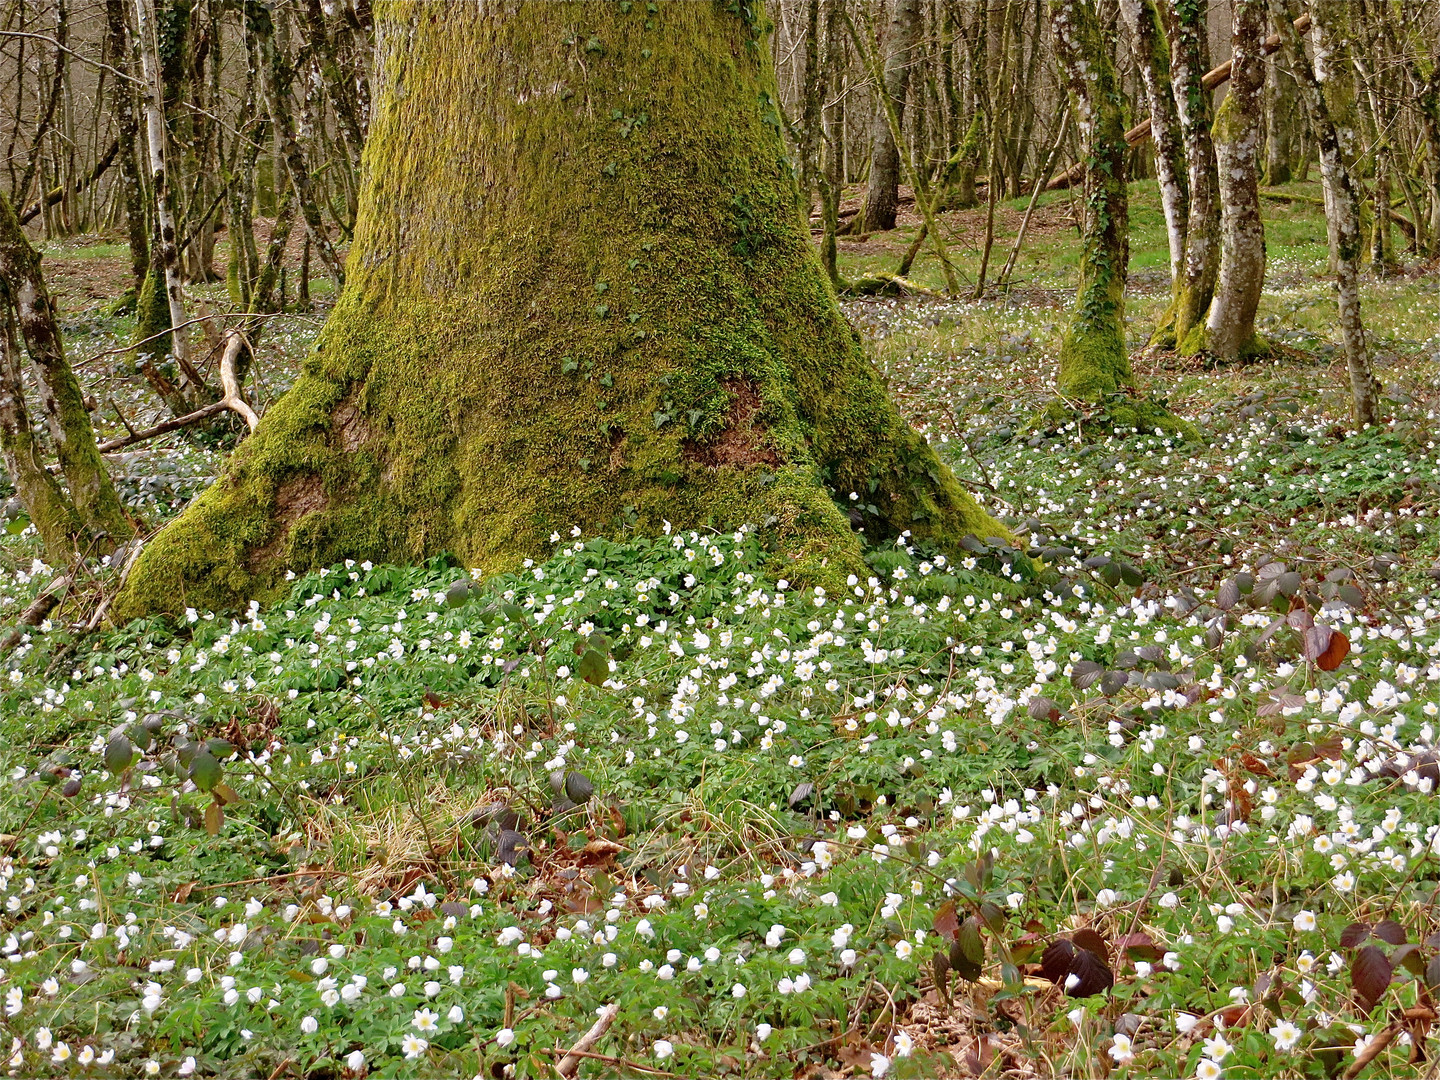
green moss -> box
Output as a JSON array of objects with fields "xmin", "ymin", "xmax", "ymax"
[
  {"xmin": 112, "ymin": 2, "xmax": 1014, "ymax": 621},
  {"xmin": 1177, "ymin": 320, "xmax": 1270, "ymax": 363},
  {"xmin": 133, "ymin": 269, "xmax": 171, "ymax": 363}
]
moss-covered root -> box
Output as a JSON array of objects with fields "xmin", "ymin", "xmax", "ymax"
[
  {"xmin": 1176, "ymin": 320, "xmax": 1271, "ymax": 364},
  {"xmin": 1035, "ymin": 393, "xmax": 1201, "ymax": 442},
  {"xmin": 110, "ymin": 1, "xmax": 1016, "ymax": 621}
]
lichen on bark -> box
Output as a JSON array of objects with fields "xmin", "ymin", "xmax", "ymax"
[{"xmin": 112, "ymin": 1, "xmax": 1016, "ymax": 621}]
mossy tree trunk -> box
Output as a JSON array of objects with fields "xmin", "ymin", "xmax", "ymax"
[
  {"xmin": 113, "ymin": 1, "xmax": 1015, "ymax": 620},
  {"xmin": 1182, "ymin": 0, "xmax": 1267, "ymax": 363},
  {"xmin": 1159, "ymin": 0, "xmax": 1220, "ymax": 349},
  {"xmin": 0, "ymin": 192, "xmax": 132, "ymax": 551},
  {"xmin": 0, "ymin": 310, "xmax": 82, "ymax": 555},
  {"xmin": 1416, "ymin": 63, "xmax": 1440, "ymax": 257},
  {"xmin": 1046, "ymin": 0, "xmax": 1133, "ymax": 400},
  {"xmin": 857, "ymin": 0, "xmax": 922, "ymax": 233},
  {"xmin": 1273, "ymin": 2, "xmax": 1379, "ymax": 426}
]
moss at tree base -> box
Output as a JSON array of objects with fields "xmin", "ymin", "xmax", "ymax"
[
  {"xmin": 109, "ymin": 2, "xmax": 1015, "ymax": 622},
  {"xmin": 1177, "ymin": 322, "xmax": 1271, "ymax": 363},
  {"xmin": 1033, "ymin": 393, "xmax": 1201, "ymax": 443}
]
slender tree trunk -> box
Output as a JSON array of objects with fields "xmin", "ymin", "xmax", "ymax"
[
  {"xmin": 1047, "ymin": 0, "xmax": 1133, "ymax": 399},
  {"xmin": 1262, "ymin": 48, "xmax": 1297, "ymax": 184},
  {"xmin": 818, "ymin": 0, "xmax": 844, "ymax": 289},
  {"xmin": 858, "ymin": 0, "xmax": 922, "ymax": 232},
  {"xmin": 134, "ymin": 0, "xmax": 202, "ymax": 397},
  {"xmin": 255, "ymin": 1, "xmax": 344, "ymax": 290},
  {"xmin": 0, "ymin": 192, "xmax": 131, "ymax": 547},
  {"xmin": 114, "ymin": 1, "xmax": 1017, "ymax": 620},
  {"xmin": 1271, "ymin": 1, "xmax": 1378, "ymax": 426},
  {"xmin": 105, "ymin": 0, "xmax": 150, "ymax": 289},
  {"xmin": 1118, "ymin": 0, "xmax": 1189, "ymax": 337},
  {"xmin": 1184, "ymin": 0, "xmax": 1268, "ymax": 362},
  {"xmin": 1159, "ymin": 0, "xmax": 1220, "ymax": 349}
]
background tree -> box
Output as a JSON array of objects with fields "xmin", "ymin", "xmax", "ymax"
[
  {"xmin": 854, "ymin": 0, "xmax": 922, "ymax": 233},
  {"xmin": 112, "ymin": 0, "xmax": 1016, "ymax": 619},
  {"xmin": 1045, "ymin": 0, "xmax": 1134, "ymax": 402},
  {"xmin": 1272, "ymin": 1, "xmax": 1379, "ymax": 426},
  {"xmin": 1182, "ymin": 0, "xmax": 1268, "ymax": 362}
]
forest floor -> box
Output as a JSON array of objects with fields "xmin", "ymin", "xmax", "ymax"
[{"xmin": 1, "ymin": 182, "xmax": 1438, "ymax": 1079}]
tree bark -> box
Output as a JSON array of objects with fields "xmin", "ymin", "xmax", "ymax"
[
  {"xmin": 113, "ymin": 1, "xmax": 1017, "ymax": 620},
  {"xmin": 858, "ymin": 0, "xmax": 922, "ymax": 232},
  {"xmin": 1046, "ymin": 0, "xmax": 1133, "ymax": 399},
  {"xmin": 1273, "ymin": 2, "xmax": 1379, "ymax": 426},
  {"xmin": 253, "ymin": 1, "xmax": 345, "ymax": 291},
  {"xmin": 1262, "ymin": 46, "xmax": 1297, "ymax": 185},
  {"xmin": 134, "ymin": 0, "xmax": 203, "ymax": 397},
  {"xmin": 1159, "ymin": 0, "xmax": 1221, "ymax": 349},
  {"xmin": 0, "ymin": 192, "xmax": 131, "ymax": 549},
  {"xmin": 1118, "ymin": 0, "xmax": 1189, "ymax": 286},
  {"xmin": 0, "ymin": 307, "xmax": 82, "ymax": 556},
  {"xmin": 1184, "ymin": 0, "xmax": 1267, "ymax": 362}
]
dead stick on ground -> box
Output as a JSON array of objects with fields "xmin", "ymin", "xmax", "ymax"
[
  {"xmin": 0, "ymin": 573, "xmax": 72, "ymax": 657},
  {"xmin": 98, "ymin": 334, "xmax": 259, "ymax": 452},
  {"xmin": 543, "ymin": 1047, "xmax": 679, "ymax": 1078},
  {"xmin": 554, "ymin": 1002, "xmax": 619, "ymax": 1079}
]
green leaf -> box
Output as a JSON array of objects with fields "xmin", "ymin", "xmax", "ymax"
[{"xmin": 189, "ymin": 751, "xmax": 222, "ymax": 793}]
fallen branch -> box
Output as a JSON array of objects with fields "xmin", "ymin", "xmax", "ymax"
[
  {"xmin": 542, "ymin": 1047, "xmax": 679, "ymax": 1077},
  {"xmin": 19, "ymin": 141, "xmax": 121, "ymax": 225},
  {"xmin": 217, "ymin": 331, "xmax": 260, "ymax": 431},
  {"xmin": 554, "ymin": 1002, "xmax": 619, "ymax": 1079},
  {"xmin": 97, "ymin": 331, "xmax": 259, "ymax": 452},
  {"xmin": 96, "ymin": 399, "xmax": 230, "ymax": 453},
  {"xmin": 0, "ymin": 573, "xmax": 72, "ymax": 657},
  {"xmin": 1046, "ymin": 13, "xmax": 1311, "ymax": 192}
]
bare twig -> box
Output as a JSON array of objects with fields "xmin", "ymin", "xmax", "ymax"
[
  {"xmin": 554, "ymin": 1002, "xmax": 619, "ymax": 1079},
  {"xmin": 218, "ymin": 332, "xmax": 260, "ymax": 431},
  {"xmin": 542, "ymin": 1047, "xmax": 678, "ymax": 1078},
  {"xmin": 79, "ymin": 310, "xmax": 311, "ymax": 369}
]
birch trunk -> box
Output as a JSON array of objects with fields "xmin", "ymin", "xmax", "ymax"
[
  {"xmin": 134, "ymin": 0, "xmax": 200, "ymax": 394},
  {"xmin": 1184, "ymin": 0, "xmax": 1267, "ymax": 362},
  {"xmin": 1119, "ymin": 0, "xmax": 1187, "ymax": 283},
  {"xmin": 104, "ymin": 0, "xmax": 149, "ymax": 289},
  {"xmin": 1273, "ymin": 1, "xmax": 1379, "ymax": 426}
]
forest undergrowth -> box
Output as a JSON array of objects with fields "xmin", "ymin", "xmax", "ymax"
[{"xmin": 1, "ymin": 186, "xmax": 1439, "ymax": 1079}]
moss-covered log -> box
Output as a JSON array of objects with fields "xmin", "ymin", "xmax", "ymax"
[{"xmin": 113, "ymin": 1, "xmax": 1014, "ymax": 620}]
